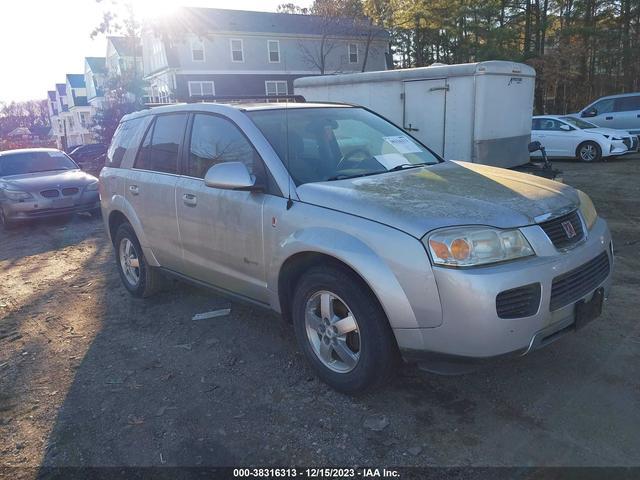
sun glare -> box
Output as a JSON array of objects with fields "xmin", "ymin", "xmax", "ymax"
[{"xmin": 131, "ymin": 0, "xmax": 179, "ymax": 21}]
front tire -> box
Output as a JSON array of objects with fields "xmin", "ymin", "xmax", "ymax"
[
  {"xmin": 0, "ymin": 208, "xmax": 15, "ymax": 231},
  {"xmin": 577, "ymin": 141, "xmax": 602, "ymax": 162},
  {"xmin": 114, "ymin": 223, "xmax": 162, "ymax": 298},
  {"xmin": 292, "ymin": 265, "xmax": 399, "ymax": 394}
]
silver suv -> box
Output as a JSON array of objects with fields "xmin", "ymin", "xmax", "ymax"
[
  {"xmin": 101, "ymin": 101, "xmax": 613, "ymax": 393},
  {"xmin": 579, "ymin": 92, "xmax": 640, "ymax": 137}
]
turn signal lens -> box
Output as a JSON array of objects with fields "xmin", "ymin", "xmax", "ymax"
[{"xmin": 428, "ymin": 239, "xmax": 450, "ymax": 259}]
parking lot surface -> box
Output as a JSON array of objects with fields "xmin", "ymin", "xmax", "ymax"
[{"xmin": 1, "ymin": 157, "xmax": 639, "ymax": 474}]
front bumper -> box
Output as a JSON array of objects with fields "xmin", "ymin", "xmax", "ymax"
[
  {"xmin": 2, "ymin": 191, "xmax": 100, "ymax": 221},
  {"xmin": 395, "ymin": 217, "xmax": 613, "ymax": 362}
]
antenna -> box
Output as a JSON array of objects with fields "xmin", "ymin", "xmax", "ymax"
[{"xmin": 285, "ymin": 98, "xmax": 293, "ymax": 210}]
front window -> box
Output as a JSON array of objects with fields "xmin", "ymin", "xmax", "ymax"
[
  {"xmin": 0, "ymin": 151, "xmax": 78, "ymax": 176},
  {"xmin": 248, "ymin": 107, "xmax": 441, "ymax": 186},
  {"xmin": 265, "ymin": 81, "xmax": 288, "ymax": 96},
  {"xmin": 188, "ymin": 81, "xmax": 215, "ymax": 97},
  {"xmin": 191, "ymin": 38, "xmax": 205, "ymax": 62},
  {"xmin": 230, "ymin": 39, "xmax": 244, "ymax": 62},
  {"xmin": 268, "ymin": 40, "xmax": 280, "ymax": 62},
  {"xmin": 348, "ymin": 43, "xmax": 358, "ymax": 63},
  {"xmin": 559, "ymin": 116, "xmax": 597, "ymax": 129}
]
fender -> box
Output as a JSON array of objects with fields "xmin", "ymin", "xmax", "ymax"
[
  {"xmin": 106, "ymin": 193, "xmax": 161, "ymax": 267},
  {"xmin": 267, "ymin": 226, "xmax": 442, "ymax": 330}
]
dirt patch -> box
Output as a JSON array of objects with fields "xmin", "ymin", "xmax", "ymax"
[{"xmin": 1, "ymin": 156, "xmax": 640, "ymax": 473}]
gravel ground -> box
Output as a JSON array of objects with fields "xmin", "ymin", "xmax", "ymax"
[{"xmin": 1, "ymin": 156, "xmax": 639, "ymax": 476}]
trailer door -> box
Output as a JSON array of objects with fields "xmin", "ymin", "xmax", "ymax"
[{"xmin": 403, "ymin": 79, "xmax": 447, "ymax": 155}]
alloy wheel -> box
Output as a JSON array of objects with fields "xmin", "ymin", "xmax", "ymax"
[
  {"xmin": 304, "ymin": 290, "xmax": 361, "ymax": 373},
  {"xmin": 580, "ymin": 144, "xmax": 597, "ymax": 161},
  {"xmin": 119, "ymin": 238, "xmax": 141, "ymax": 287}
]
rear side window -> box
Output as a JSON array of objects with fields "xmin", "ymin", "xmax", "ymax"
[
  {"xmin": 614, "ymin": 95, "xmax": 640, "ymax": 112},
  {"xmin": 106, "ymin": 117, "xmax": 145, "ymax": 168},
  {"xmin": 135, "ymin": 114, "xmax": 188, "ymax": 174}
]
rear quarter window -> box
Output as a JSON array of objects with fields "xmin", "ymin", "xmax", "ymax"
[{"xmin": 106, "ymin": 117, "xmax": 146, "ymax": 168}]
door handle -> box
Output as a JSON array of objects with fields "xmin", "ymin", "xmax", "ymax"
[
  {"xmin": 404, "ymin": 124, "xmax": 420, "ymax": 132},
  {"xmin": 129, "ymin": 185, "xmax": 139, "ymax": 195},
  {"xmin": 605, "ymin": 116, "xmax": 613, "ymax": 120},
  {"xmin": 182, "ymin": 193, "xmax": 197, "ymax": 207}
]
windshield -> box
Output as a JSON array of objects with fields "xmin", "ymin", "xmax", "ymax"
[
  {"xmin": 560, "ymin": 116, "xmax": 597, "ymax": 129},
  {"xmin": 247, "ymin": 107, "xmax": 441, "ymax": 185},
  {"xmin": 0, "ymin": 151, "xmax": 78, "ymax": 176}
]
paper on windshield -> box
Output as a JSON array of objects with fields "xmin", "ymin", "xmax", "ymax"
[
  {"xmin": 50, "ymin": 152, "xmax": 67, "ymax": 158},
  {"xmin": 374, "ymin": 153, "xmax": 409, "ymax": 170},
  {"xmin": 383, "ymin": 136, "xmax": 422, "ymax": 154}
]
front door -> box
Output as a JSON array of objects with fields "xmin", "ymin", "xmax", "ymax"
[
  {"xmin": 403, "ymin": 79, "xmax": 447, "ymax": 156},
  {"xmin": 126, "ymin": 113, "xmax": 188, "ymax": 270},
  {"xmin": 176, "ymin": 113, "xmax": 268, "ymax": 303}
]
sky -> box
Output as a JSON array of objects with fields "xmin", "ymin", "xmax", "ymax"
[{"xmin": 0, "ymin": 0, "xmax": 311, "ymax": 104}]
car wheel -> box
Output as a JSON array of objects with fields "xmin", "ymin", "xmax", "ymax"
[
  {"xmin": 577, "ymin": 141, "xmax": 602, "ymax": 162},
  {"xmin": 0, "ymin": 208, "xmax": 15, "ymax": 231},
  {"xmin": 292, "ymin": 265, "xmax": 399, "ymax": 394},
  {"xmin": 114, "ymin": 223, "xmax": 162, "ymax": 298}
]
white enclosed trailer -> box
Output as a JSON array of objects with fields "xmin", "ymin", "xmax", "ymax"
[{"xmin": 294, "ymin": 61, "xmax": 536, "ymax": 169}]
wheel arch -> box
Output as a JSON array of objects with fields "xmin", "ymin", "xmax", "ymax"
[{"xmin": 271, "ymin": 227, "xmax": 424, "ymax": 330}]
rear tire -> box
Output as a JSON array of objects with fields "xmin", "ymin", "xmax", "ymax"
[
  {"xmin": 576, "ymin": 141, "xmax": 602, "ymax": 162},
  {"xmin": 114, "ymin": 223, "xmax": 163, "ymax": 298},
  {"xmin": 291, "ymin": 265, "xmax": 399, "ymax": 394}
]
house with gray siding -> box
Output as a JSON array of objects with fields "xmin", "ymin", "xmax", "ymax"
[{"xmin": 142, "ymin": 7, "xmax": 390, "ymax": 103}]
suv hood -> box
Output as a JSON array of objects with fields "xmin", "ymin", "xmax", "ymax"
[
  {"xmin": 296, "ymin": 161, "xmax": 579, "ymax": 238},
  {"xmin": 1, "ymin": 169, "xmax": 97, "ymax": 193}
]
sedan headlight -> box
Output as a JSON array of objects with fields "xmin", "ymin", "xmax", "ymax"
[
  {"xmin": 4, "ymin": 189, "xmax": 34, "ymax": 201},
  {"xmin": 424, "ymin": 226, "xmax": 535, "ymax": 267},
  {"xmin": 577, "ymin": 190, "xmax": 598, "ymax": 230},
  {"xmin": 85, "ymin": 181, "xmax": 99, "ymax": 191}
]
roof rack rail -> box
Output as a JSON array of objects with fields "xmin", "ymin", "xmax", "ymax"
[{"xmin": 188, "ymin": 94, "xmax": 306, "ymax": 103}]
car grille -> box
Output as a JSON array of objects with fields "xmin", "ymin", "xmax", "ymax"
[
  {"xmin": 496, "ymin": 283, "xmax": 541, "ymax": 319},
  {"xmin": 41, "ymin": 189, "xmax": 60, "ymax": 198},
  {"xmin": 631, "ymin": 136, "xmax": 639, "ymax": 151},
  {"xmin": 539, "ymin": 210, "xmax": 585, "ymax": 250},
  {"xmin": 550, "ymin": 251, "xmax": 610, "ymax": 311},
  {"xmin": 62, "ymin": 187, "xmax": 79, "ymax": 196},
  {"xmin": 623, "ymin": 138, "xmax": 632, "ymax": 149}
]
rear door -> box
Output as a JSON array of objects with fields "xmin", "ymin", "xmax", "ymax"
[
  {"xmin": 175, "ymin": 113, "xmax": 268, "ymax": 303},
  {"xmin": 403, "ymin": 79, "xmax": 447, "ymax": 155},
  {"xmin": 126, "ymin": 113, "xmax": 187, "ymax": 270},
  {"xmin": 612, "ymin": 95, "xmax": 640, "ymax": 133}
]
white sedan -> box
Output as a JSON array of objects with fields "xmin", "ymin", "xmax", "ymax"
[{"xmin": 531, "ymin": 115, "xmax": 639, "ymax": 162}]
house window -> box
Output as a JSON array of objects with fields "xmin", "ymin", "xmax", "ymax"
[
  {"xmin": 265, "ymin": 81, "xmax": 288, "ymax": 96},
  {"xmin": 268, "ymin": 40, "xmax": 280, "ymax": 63},
  {"xmin": 230, "ymin": 39, "xmax": 244, "ymax": 62},
  {"xmin": 188, "ymin": 81, "xmax": 215, "ymax": 97},
  {"xmin": 348, "ymin": 43, "xmax": 358, "ymax": 63},
  {"xmin": 191, "ymin": 38, "xmax": 205, "ymax": 62}
]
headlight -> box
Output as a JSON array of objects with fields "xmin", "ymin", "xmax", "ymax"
[
  {"xmin": 85, "ymin": 181, "xmax": 99, "ymax": 191},
  {"xmin": 4, "ymin": 189, "xmax": 34, "ymax": 201},
  {"xmin": 577, "ymin": 190, "xmax": 597, "ymax": 230},
  {"xmin": 424, "ymin": 226, "xmax": 535, "ymax": 267}
]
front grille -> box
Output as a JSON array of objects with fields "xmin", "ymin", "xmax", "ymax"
[
  {"xmin": 632, "ymin": 136, "xmax": 639, "ymax": 151},
  {"xmin": 62, "ymin": 187, "xmax": 79, "ymax": 196},
  {"xmin": 41, "ymin": 189, "xmax": 59, "ymax": 198},
  {"xmin": 623, "ymin": 138, "xmax": 631, "ymax": 149},
  {"xmin": 496, "ymin": 283, "xmax": 541, "ymax": 319},
  {"xmin": 550, "ymin": 251, "xmax": 610, "ymax": 311},
  {"xmin": 539, "ymin": 210, "xmax": 584, "ymax": 250}
]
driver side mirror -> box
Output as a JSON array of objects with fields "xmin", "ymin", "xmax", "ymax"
[
  {"xmin": 559, "ymin": 124, "xmax": 572, "ymax": 131},
  {"xmin": 204, "ymin": 162, "xmax": 260, "ymax": 191},
  {"xmin": 581, "ymin": 108, "xmax": 597, "ymax": 118}
]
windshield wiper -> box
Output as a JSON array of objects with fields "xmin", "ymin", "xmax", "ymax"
[
  {"xmin": 387, "ymin": 162, "xmax": 435, "ymax": 172},
  {"xmin": 27, "ymin": 168, "xmax": 69, "ymax": 173},
  {"xmin": 326, "ymin": 170, "xmax": 387, "ymax": 181}
]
